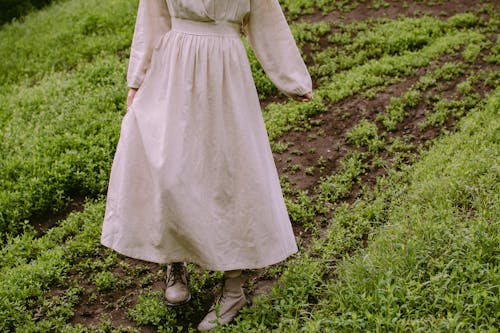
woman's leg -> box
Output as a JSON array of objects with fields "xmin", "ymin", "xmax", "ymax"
[
  {"xmin": 164, "ymin": 262, "xmax": 191, "ymax": 306},
  {"xmin": 198, "ymin": 270, "xmax": 247, "ymax": 331}
]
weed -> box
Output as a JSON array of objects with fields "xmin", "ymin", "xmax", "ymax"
[
  {"xmin": 271, "ymin": 141, "xmax": 291, "ymax": 153},
  {"xmin": 419, "ymin": 93, "xmax": 481, "ymax": 130},
  {"xmin": 128, "ymin": 291, "xmax": 176, "ymax": 331},
  {"xmin": 93, "ymin": 271, "xmax": 119, "ymax": 292},
  {"xmin": 318, "ymin": 152, "xmax": 367, "ymax": 204},
  {"xmin": 346, "ymin": 119, "xmax": 385, "ymax": 152},
  {"xmin": 286, "ymin": 190, "xmax": 322, "ymax": 232},
  {"xmin": 291, "ymin": 149, "xmax": 304, "ymax": 156},
  {"xmin": 378, "ymin": 89, "xmax": 421, "ymax": 130}
]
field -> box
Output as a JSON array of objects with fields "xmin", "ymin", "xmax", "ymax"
[{"xmin": 0, "ymin": 0, "xmax": 499, "ymax": 332}]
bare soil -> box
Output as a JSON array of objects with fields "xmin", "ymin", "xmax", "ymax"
[
  {"xmin": 303, "ymin": 0, "xmax": 498, "ymax": 24},
  {"xmin": 275, "ymin": 56, "xmax": 499, "ymax": 193},
  {"xmin": 32, "ymin": 196, "xmax": 86, "ymax": 236}
]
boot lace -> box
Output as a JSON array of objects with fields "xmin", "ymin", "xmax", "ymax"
[{"xmin": 167, "ymin": 262, "xmax": 185, "ymax": 286}]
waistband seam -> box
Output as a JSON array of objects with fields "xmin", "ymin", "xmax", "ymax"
[{"xmin": 170, "ymin": 17, "xmax": 241, "ymax": 37}]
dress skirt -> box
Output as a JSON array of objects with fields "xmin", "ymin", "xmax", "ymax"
[{"xmin": 101, "ymin": 18, "xmax": 298, "ymax": 271}]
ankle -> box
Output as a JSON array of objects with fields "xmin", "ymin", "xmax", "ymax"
[
  {"xmin": 224, "ymin": 269, "xmax": 242, "ymax": 279},
  {"xmin": 223, "ymin": 270, "xmax": 244, "ymax": 293}
]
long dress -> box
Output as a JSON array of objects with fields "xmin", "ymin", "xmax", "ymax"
[{"xmin": 101, "ymin": 0, "xmax": 312, "ymax": 271}]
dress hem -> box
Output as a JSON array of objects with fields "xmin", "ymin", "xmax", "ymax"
[{"xmin": 101, "ymin": 239, "xmax": 298, "ymax": 272}]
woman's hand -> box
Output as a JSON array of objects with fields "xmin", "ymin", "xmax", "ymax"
[
  {"xmin": 127, "ymin": 88, "xmax": 138, "ymax": 109},
  {"xmin": 292, "ymin": 92, "xmax": 313, "ymax": 102}
]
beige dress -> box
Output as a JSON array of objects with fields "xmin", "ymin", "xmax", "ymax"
[{"xmin": 101, "ymin": 0, "xmax": 312, "ymax": 271}]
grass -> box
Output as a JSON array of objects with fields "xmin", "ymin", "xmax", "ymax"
[
  {"xmin": 0, "ymin": 5, "xmax": 496, "ymax": 238},
  {"xmin": 0, "ymin": 0, "xmax": 136, "ymax": 87},
  {"xmin": 0, "ymin": 56, "xmax": 125, "ymax": 237},
  {"xmin": 304, "ymin": 90, "xmax": 500, "ymax": 332},
  {"xmin": 346, "ymin": 119, "xmax": 385, "ymax": 151},
  {"xmin": 0, "ymin": 0, "xmax": 57, "ymax": 26},
  {"xmin": 0, "ymin": 0, "xmax": 499, "ymax": 331},
  {"xmin": 230, "ymin": 90, "xmax": 500, "ymax": 332},
  {"xmin": 378, "ymin": 89, "xmax": 421, "ymax": 130}
]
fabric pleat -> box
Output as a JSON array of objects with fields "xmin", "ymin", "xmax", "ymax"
[{"xmin": 101, "ymin": 0, "xmax": 312, "ymax": 271}]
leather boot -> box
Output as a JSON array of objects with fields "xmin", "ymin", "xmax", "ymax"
[
  {"xmin": 164, "ymin": 262, "xmax": 191, "ymax": 306},
  {"xmin": 197, "ymin": 270, "xmax": 247, "ymax": 331}
]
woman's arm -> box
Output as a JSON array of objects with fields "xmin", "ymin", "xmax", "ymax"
[
  {"xmin": 127, "ymin": 0, "xmax": 171, "ymax": 90},
  {"xmin": 244, "ymin": 0, "xmax": 313, "ymax": 101}
]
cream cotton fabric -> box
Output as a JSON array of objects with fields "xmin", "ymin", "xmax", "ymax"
[{"xmin": 101, "ymin": 0, "xmax": 312, "ymax": 271}]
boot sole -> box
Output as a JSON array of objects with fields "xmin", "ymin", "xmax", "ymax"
[{"xmin": 165, "ymin": 293, "xmax": 192, "ymax": 307}]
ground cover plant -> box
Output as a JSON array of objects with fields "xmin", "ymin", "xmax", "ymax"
[
  {"xmin": 0, "ymin": 0, "xmax": 57, "ymax": 25},
  {"xmin": 0, "ymin": 0, "xmax": 498, "ymax": 331}
]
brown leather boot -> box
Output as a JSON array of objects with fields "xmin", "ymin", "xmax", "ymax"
[
  {"xmin": 164, "ymin": 262, "xmax": 191, "ymax": 306},
  {"xmin": 197, "ymin": 270, "xmax": 247, "ymax": 331}
]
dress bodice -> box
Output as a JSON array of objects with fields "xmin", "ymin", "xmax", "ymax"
[
  {"xmin": 127, "ymin": 0, "xmax": 312, "ymax": 96},
  {"xmin": 167, "ymin": 0, "xmax": 250, "ymax": 25}
]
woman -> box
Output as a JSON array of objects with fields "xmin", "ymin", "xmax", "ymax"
[{"xmin": 101, "ymin": 0, "xmax": 312, "ymax": 330}]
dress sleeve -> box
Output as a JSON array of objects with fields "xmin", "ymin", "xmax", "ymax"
[
  {"xmin": 244, "ymin": 0, "xmax": 312, "ymax": 97},
  {"xmin": 127, "ymin": 0, "xmax": 171, "ymax": 89}
]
